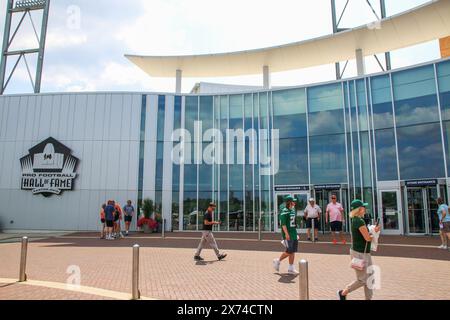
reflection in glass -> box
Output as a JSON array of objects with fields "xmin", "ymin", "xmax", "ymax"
[
  {"xmin": 397, "ymin": 123, "xmax": 445, "ymax": 180},
  {"xmin": 310, "ymin": 134, "xmax": 347, "ymax": 184}
]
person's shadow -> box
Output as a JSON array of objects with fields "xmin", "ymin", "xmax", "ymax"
[
  {"xmin": 276, "ymin": 273, "xmax": 298, "ymax": 284},
  {"xmin": 195, "ymin": 260, "xmax": 220, "ymax": 266}
]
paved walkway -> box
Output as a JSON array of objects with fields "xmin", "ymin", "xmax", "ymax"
[{"xmin": 0, "ymin": 232, "xmax": 449, "ymax": 300}]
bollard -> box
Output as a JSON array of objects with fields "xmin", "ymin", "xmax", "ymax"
[
  {"xmin": 132, "ymin": 244, "xmax": 140, "ymax": 300},
  {"xmin": 299, "ymin": 259, "xmax": 309, "ymax": 300},
  {"xmin": 19, "ymin": 236, "xmax": 28, "ymax": 282},
  {"xmin": 312, "ymin": 219, "xmax": 315, "ymax": 243},
  {"xmin": 258, "ymin": 217, "xmax": 262, "ymax": 241},
  {"xmin": 162, "ymin": 218, "xmax": 165, "ymax": 239}
]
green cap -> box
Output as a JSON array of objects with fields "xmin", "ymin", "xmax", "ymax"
[
  {"xmin": 284, "ymin": 195, "xmax": 297, "ymax": 203},
  {"xmin": 350, "ymin": 199, "xmax": 369, "ymax": 210}
]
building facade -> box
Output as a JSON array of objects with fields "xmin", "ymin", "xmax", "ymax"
[{"xmin": 1, "ymin": 58, "xmax": 450, "ymax": 235}]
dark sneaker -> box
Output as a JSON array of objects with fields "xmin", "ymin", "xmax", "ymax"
[
  {"xmin": 218, "ymin": 253, "xmax": 227, "ymax": 261},
  {"xmin": 337, "ymin": 290, "xmax": 347, "ymax": 301},
  {"xmin": 194, "ymin": 256, "xmax": 204, "ymax": 261},
  {"xmin": 315, "ymin": 238, "xmax": 319, "ymax": 242},
  {"xmin": 307, "ymin": 238, "xmax": 311, "ymax": 242}
]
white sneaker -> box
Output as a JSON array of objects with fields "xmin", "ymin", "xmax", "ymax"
[
  {"xmin": 438, "ymin": 245, "xmax": 448, "ymax": 250},
  {"xmin": 288, "ymin": 268, "xmax": 299, "ymax": 275},
  {"xmin": 273, "ymin": 259, "xmax": 280, "ymax": 272}
]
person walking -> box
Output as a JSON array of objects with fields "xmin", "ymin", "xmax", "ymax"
[
  {"xmin": 326, "ymin": 195, "xmax": 346, "ymax": 245},
  {"xmin": 437, "ymin": 197, "xmax": 450, "ymax": 250},
  {"xmin": 337, "ymin": 200, "xmax": 381, "ymax": 300},
  {"xmin": 194, "ymin": 203, "xmax": 227, "ymax": 261},
  {"xmin": 304, "ymin": 198, "xmax": 321, "ymax": 242},
  {"xmin": 123, "ymin": 200, "xmax": 135, "ymax": 236},
  {"xmin": 273, "ymin": 196, "xmax": 299, "ymax": 275},
  {"xmin": 100, "ymin": 203, "xmax": 106, "ymax": 239},
  {"xmin": 104, "ymin": 200, "xmax": 116, "ymax": 240}
]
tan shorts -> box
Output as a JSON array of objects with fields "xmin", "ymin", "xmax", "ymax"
[{"xmin": 443, "ymin": 222, "xmax": 450, "ymax": 233}]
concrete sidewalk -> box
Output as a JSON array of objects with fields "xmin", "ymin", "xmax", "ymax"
[{"xmin": 1, "ymin": 233, "xmax": 450, "ymax": 300}]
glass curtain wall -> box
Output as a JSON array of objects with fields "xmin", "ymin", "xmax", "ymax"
[
  {"xmin": 392, "ymin": 65, "xmax": 445, "ymax": 180},
  {"xmin": 169, "ymin": 59, "xmax": 450, "ymax": 233},
  {"xmin": 438, "ymin": 60, "xmax": 450, "ymax": 174},
  {"xmin": 172, "ymin": 96, "xmax": 182, "ymax": 231}
]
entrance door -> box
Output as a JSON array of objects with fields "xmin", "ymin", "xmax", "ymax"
[
  {"xmin": 315, "ymin": 189, "xmax": 348, "ymax": 233},
  {"xmin": 378, "ymin": 190, "xmax": 403, "ymax": 235},
  {"xmin": 406, "ymin": 186, "xmax": 440, "ymax": 235},
  {"xmin": 275, "ymin": 192, "xmax": 310, "ymax": 233}
]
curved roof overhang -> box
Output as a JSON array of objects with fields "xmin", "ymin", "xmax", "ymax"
[{"xmin": 125, "ymin": 0, "xmax": 450, "ymax": 78}]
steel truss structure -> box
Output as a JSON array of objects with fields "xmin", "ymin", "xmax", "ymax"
[
  {"xmin": 331, "ymin": 0, "xmax": 392, "ymax": 79},
  {"xmin": 0, "ymin": 0, "xmax": 50, "ymax": 94}
]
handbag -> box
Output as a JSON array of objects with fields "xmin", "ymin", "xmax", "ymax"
[{"xmin": 350, "ymin": 232, "xmax": 369, "ymax": 271}]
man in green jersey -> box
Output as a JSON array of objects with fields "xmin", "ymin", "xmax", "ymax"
[{"xmin": 273, "ymin": 196, "xmax": 299, "ymax": 275}]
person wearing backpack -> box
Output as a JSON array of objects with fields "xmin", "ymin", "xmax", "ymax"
[{"xmin": 337, "ymin": 200, "xmax": 381, "ymax": 300}]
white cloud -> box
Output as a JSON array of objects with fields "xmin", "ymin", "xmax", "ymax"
[{"xmin": 46, "ymin": 31, "xmax": 88, "ymax": 49}]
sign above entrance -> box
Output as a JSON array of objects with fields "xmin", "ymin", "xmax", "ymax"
[
  {"xmin": 274, "ymin": 185, "xmax": 309, "ymax": 192},
  {"xmin": 20, "ymin": 137, "xmax": 79, "ymax": 197},
  {"xmin": 405, "ymin": 179, "xmax": 438, "ymax": 187},
  {"xmin": 314, "ymin": 184, "xmax": 341, "ymax": 190}
]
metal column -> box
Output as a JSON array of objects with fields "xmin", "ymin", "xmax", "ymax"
[{"xmin": 0, "ymin": 0, "xmax": 51, "ymax": 94}]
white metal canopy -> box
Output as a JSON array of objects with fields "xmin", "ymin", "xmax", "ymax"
[{"xmin": 125, "ymin": 0, "xmax": 450, "ymax": 78}]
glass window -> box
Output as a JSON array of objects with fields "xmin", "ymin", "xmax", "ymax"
[
  {"xmin": 310, "ymin": 134, "xmax": 347, "ymax": 184},
  {"xmin": 397, "ymin": 123, "xmax": 445, "ymax": 180},
  {"xmin": 360, "ymin": 132, "xmax": 372, "ymax": 187},
  {"xmin": 308, "ymin": 83, "xmax": 344, "ymax": 136},
  {"xmin": 357, "ymin": 80, "xmax": 369, "ymax": 132},
  {"xmin": 371, "ymin": 75, "xmax": 394, "ymax": 130},
  {"xmin": 185, "ymin": 96, "xmax": 198, "ymax": 135},
  {"xmin": 437, "ymin": 60, "xmax": 450, "ymax": 121},
  {"xmin": 183, "ymin": 192, "xmax": 197, "ymax": 231},
  {"xmin": 393, "ymin": 65, "xmax": 439, "ymax": 126},
  {"xmin": 374, "ymin": 129, "xmax": 398, "ymax": 181},
  {"xmin": 275, "ymin": 138, "xmax": 309, "ymax": 185},
  {"xmin": 273, "ymin": 89, "xmax": 307, "ymax": 138}
]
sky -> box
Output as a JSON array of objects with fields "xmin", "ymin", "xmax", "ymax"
[{"xmin": 0, "ymin": 0, "xmax": 440, "ymax": 94}]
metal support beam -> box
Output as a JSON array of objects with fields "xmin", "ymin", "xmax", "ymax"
[
  {"xmin": 35, "ymin": 0, "xmax": 50, "ymax": 94},
  {"xmin": 380, "ymin": 0, "xmax": 391, "ymax": 71},
  {"xmin": 331, "ymin": 0, "xmax": 391, "ymax": 79},
  {"xmin": 0, "ymin": 0, "xmax": 50, "ymax": 95},
  {"xmin": 0, "ymin": 0, "xmax": 14, "ymax": 94},
  {"xmin": 175, "ymin": 69, "xmax": 182, "ymax": 94},
  {"xmin": 263, "ymin": 65, "xmax": 270, "ymax": 89}
]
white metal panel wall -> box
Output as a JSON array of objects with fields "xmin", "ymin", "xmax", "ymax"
[{"xmin": 0, "ymin": 93, "xmax": 142, "ymax": 231}]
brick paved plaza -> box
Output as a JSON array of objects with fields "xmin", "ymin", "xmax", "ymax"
[{"xmin": 1, "ymin": 232, "xmax": 450, "ymax": 300}]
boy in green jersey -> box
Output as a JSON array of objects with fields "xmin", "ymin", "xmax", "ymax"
[{"xmin": 273, "ymin": 196, "xmax": 299, "ymax": 275}]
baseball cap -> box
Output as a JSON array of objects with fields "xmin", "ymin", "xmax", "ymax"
[
  {"xmin": 350, "ymin": 199, "xmax": 369, "ymax": 210},
  {"xmin": 209, "ymin": 202, "xmax": 217, "ymax": 207},
  {"xmin": 309, "ymin": 198, "xmax": 315, "ymax": 202},
  {"xmin": 284, "ymin": 195, "xmax": 297, "ymax": 203}
]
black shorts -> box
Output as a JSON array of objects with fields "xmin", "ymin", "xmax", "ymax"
[
  {"xmin": 114, "ymin": 215, "xmax": 119, "ymax": 222},
  {"xmin": 306, "ymin": 218, "xmax": 319, "ymax": 229},
  {"xmin": 106, "ymin": 220, "xmax": 114, "ymax": 228},
  {"xmin": 330, "ymin": 221, "xmax": 343, "ymax": 232},
  {"xmin": 124, "ymin": 215, "xmax": 132, "ymax": 223},
  {"xmin": 101, "ymin": 219, "xmax": 105, "ymax": 224},
  {"xmin": 283, "ymin": 240, "xmax": 298, "ymax": 254}
]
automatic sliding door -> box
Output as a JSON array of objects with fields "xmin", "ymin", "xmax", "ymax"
[
  {"xmin": 407, "ymin": 188, "xmax": 426, "ymax": 234},
  {"xmin": 379, "ymin": 190, "xmax": 402, "ymax": 234}
]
